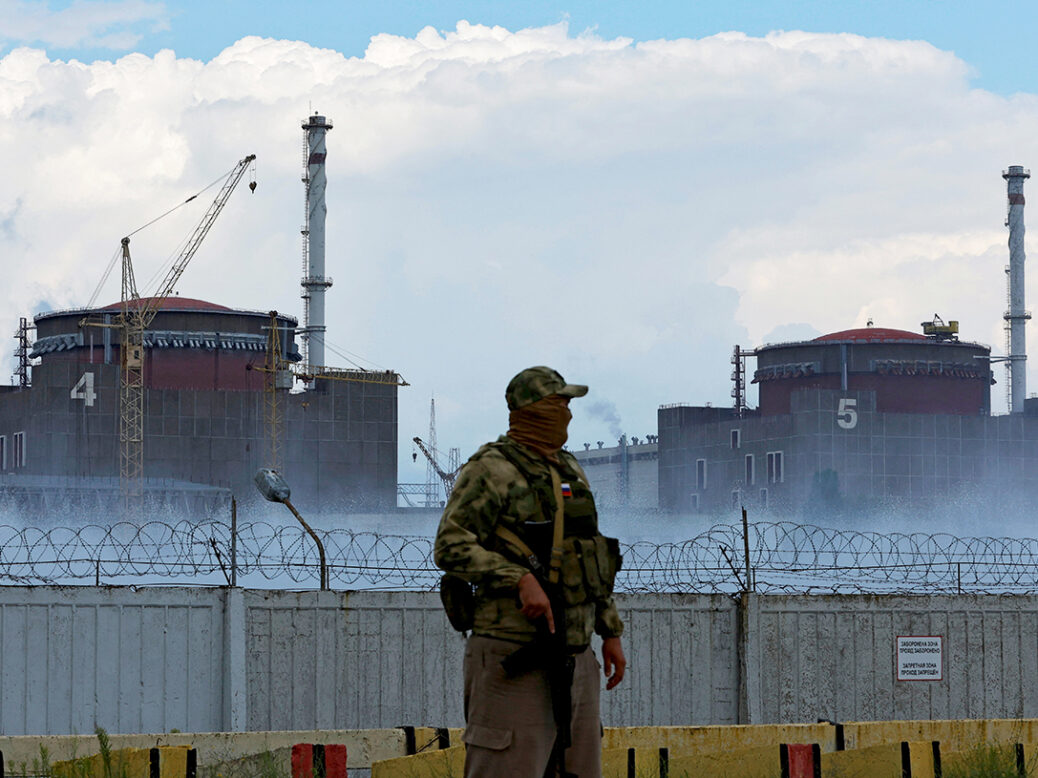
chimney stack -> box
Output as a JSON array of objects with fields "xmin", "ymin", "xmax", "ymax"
[
  {"xmin": 301, "ymin": 114, "xmax": 334, "ymax": 373},
  {"xmin": 1003, "ymin": 165, "xmax": 1031, "ymax": 414}
]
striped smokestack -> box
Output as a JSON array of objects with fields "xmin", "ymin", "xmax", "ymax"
[
  {"xmin": 1003, "ymin": 165, "xmax": 1031, "ymax": 414},
  {"xmin": 301, "ymin": 114, "xmax": 333, "ymax": 373}
]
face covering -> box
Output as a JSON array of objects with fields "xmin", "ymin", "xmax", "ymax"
[{"xmin": 508, "ymin": 395, "xmax": 572, "ymax": 461}]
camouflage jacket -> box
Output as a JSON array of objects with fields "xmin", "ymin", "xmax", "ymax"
[{"xmin": 433, "ymin": 435, "xmax": 624, "ymax": 647}]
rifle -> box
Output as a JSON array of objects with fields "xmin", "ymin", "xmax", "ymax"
[
  {"xmin": 497, "ymin": 467, "xmax": 577, "ymax": 778},
  {"xmin": 501, "ymin": 577, "xmax": 576, "ymax": 776}
]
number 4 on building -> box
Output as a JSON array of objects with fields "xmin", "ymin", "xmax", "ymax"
[{"xmin": 70, "ymin": 372, "xmax": 97, "ymax": 407}]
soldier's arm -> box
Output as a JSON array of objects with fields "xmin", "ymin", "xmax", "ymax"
[
  {"xmin": 594, "ymin": 596, "xmax": 624, "ymax": 639},
  {"xmin": 433, "ymin": 459, "xmax": 529, "ymax": 590}
]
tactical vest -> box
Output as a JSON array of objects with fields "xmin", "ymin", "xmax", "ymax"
[{"xmin": 484, "ymin": 438, "xmax": 622, "ymax": 607}]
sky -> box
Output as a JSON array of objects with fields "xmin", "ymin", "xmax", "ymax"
[{"xmin": 2, "ymin": 0, "xmax": 1038, "ymax": 488}]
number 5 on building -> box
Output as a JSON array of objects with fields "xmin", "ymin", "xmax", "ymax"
[
  {"xmin": 71, "ymin": 372, "xmax": 97, "ymax": 407},
  {"xmin": 837, "ymin": 398, "xmax": 857, "ymax": 429}
]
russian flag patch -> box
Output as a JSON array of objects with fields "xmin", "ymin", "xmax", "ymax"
[{"xmin": 561, "ymin": 483, "xmax": 573, "ymax": 498}]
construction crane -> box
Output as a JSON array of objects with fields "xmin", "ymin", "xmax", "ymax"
[
  {"xmin": 83, "ymin": 154, "xmax": 257, "ymax": 508},
  {"xmin": 413, "ymin": 436, "xmax": 461, "ymax": 501},
  {"xmin": 252, "ymin": 312, "xmax": 408, "ymax": 474}
]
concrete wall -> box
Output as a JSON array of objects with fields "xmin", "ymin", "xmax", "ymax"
[
  {"xmin": 0, "ymin": 587, "xmax": 226, "ymax": 736},
  {"xmin": 742, "ymin": 594, "xmax": 1038, "ymax": 724},
  {"xmin": 2, "ymin": 587, "xmax": 1038, "ymax": 736}
]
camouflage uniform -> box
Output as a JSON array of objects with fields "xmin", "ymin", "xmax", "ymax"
[
  {"xmin": 434, "ymin": 366, "xmax": 623, "ymax": 778},
  {"xmin": 435, "ymin": 435, "xmax": 624, "ymax": 646}
]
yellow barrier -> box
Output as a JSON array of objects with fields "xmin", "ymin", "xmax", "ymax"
[
  {"xmin": 399, "ymin": 727, "xmax": 463, "ymax": 754},
  {"xmin": 601, "ymin": 746, "xmax": 670, "ymax": 778},
  {"xmin": 51, "ymin": 746, "xmax": 195, "ymax": 778},
  {"xmin": 370, "ymin": 744, "xmax": 464, "ymax": 778},
  {"xmin": 843, "ymin": 719, "xmax": 1038, "ymax": 752},
  {"xmin": 602, "ymin": 723, "xmax": 837, "ymax": 754},
  {"xmin": 821, "ymin": 741, "xmax": 939, "ymax": 778},
  {"xmin": 376, "ymin": 742, "xmax": 821, "ymax": 778},
  {"xmin": 1019, "ymin": 743, "xmax": 1038, "ymax": 777},
  {"xmin": 670, "ymin": 743, "xmax": 786, "ymax": 778}
]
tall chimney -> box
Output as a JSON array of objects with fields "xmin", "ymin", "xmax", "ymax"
[
  {"xmin": 301, "ymin": 114, "xmax": 333, "ymax": 373},
  {"xmin": 1003, "ymin": 165, "xmax": 1031, "ymax": 414}
]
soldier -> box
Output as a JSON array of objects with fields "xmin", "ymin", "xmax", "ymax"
[{"xmin": 434, "ymin": 366, "xmax": 626, "ymax": 778}]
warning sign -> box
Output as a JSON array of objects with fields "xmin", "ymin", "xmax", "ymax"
[{"xmin": 897, "ymin": 636, "xmax": 943, "ymax": 681}]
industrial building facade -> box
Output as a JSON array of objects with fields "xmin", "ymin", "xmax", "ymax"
[
  {"xmin": 658, "ymin": 327, "xmax": 1038, "ymax": 515},
  {"xmin": 0, "ymin": 298, "xmax": 399, "ymax": 512},
  {"xmin": 571, "ymin": 435, "xmax": 659, "ymax": 511}
]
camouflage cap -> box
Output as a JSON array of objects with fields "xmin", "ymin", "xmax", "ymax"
[{"xmin": 505, "ymin": 366, "xmax": 588, "ymax": 411}]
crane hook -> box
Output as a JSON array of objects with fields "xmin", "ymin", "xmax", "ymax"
[{"xmin": 249, "ymin": 181, "xmax": 257, "ymax": 193}]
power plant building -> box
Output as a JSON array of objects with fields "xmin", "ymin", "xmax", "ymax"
[
  {"xmin": 658, "ymin": 323, "xmax": 1038, "ymax": 514},
  {"xmin": 0, "ymin": 112, "xmax": 405, "ymax": 514},
  {"xmin": 658, "ymin": 165, "xmax": 1038, "ymax": 515},
  {"xmin": 0, "ymin": 298, "xmax": 400, "ymax": 511},
  {"xmin": 571, "ymin": 435, "xmax": 659, "ymax": 511}
]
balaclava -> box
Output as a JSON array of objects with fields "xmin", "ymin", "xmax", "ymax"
[{"xmin": 508, "ymin": 394, "xmax": 572, "ymax": 461}]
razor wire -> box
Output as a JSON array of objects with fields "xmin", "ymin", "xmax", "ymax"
[{"xmin": 2, "ymin": 520, "xmax": 1038, "ymax": 594}]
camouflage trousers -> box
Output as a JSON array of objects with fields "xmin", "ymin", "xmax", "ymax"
[{"xmin": 462, "ymin": 635, "xmax": 602, "ymax": 778}]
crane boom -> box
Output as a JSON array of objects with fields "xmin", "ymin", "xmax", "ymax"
[
  {"xmin": 413, "ymin": 436, "xmax": 459, "ymax": 498},
  {"xmin": 137, "ymin": 154, "xmax": 257, "ymax": 329},
  {"xmin": 114, "ymin": 153, "xmax": 256, "ymax": 510}
]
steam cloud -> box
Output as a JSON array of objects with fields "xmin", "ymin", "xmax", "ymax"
[{"xmin": 585, "ymin": 399, "xmax": 623, "ymax": 441}]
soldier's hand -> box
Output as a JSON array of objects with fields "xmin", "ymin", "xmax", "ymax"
[
  {"xmin": 518, "ymin": 572, "xmax": 555, "ymax": 633},
  {"xmin": 602, "ymin": 637, "xmax": 626, "ymax": 690}
]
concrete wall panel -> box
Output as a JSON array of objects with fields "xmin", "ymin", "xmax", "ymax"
[
  {"xmin": 3, "ymin": 587, "xmax": 1038, "ymax": 736},
  {"xmin": 601, "ymin": 594, "xmax": 738, "ymax": 727},
  {"xmin": 0, "ymin": 587, "xmax": 224, "ymax": 736},
  {"xmin": 745, "ymin": 595, "xmax": 1038, "ymax": 725}
]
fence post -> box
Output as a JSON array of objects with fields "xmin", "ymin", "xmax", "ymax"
[
  {"xmin": 223, "ymin": 586, "xmax": 247, "ymax": 731},
  {"xmin": 737, "ymin": 590, "xmax": 762, "ymax": 724},
  {"xmin": 742, "ymin": 507, "xmax": 753, "ymax": 593},
  {"xmin": 230, "ymin": 496, "xmax": 238, "ymax": 587}
]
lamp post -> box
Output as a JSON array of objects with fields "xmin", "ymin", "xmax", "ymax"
[{"xmin": 253, "ymin": 468, "xmax": 328, "ymax": 590}]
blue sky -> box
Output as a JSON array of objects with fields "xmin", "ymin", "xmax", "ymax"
[{"xmin": 5, "ymin": 0, "xmax": 1034, "ymax": 96}]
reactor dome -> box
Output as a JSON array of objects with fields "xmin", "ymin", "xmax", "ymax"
[
  {"xmin": 753, "ymin": 324, "xmax": 992, "ymax": 416},
  {"xmin": 30, "ymin": 297, "xmax": 300, "ymax": 391}
]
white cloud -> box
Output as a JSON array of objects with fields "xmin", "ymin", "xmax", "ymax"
[
  {"xmin": 1, "ymin": 22, "xmax": 1037, "ymax": 484},
  {"xmin": 0, "ymin": 0, "xmax": 169, "ymax": 51}
]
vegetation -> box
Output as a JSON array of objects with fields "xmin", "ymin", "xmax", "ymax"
[{"xmin": 944, "ymin": 742, "xmax": 1036, "ymax": 778}]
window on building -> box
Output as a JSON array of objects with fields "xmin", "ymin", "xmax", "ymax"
[
  {"xmin": 696, "ymin": 458, "xmax": 707, "ymax": 490},
  {"xmin": 0, "ymin": 435, "xmax": 6, "ymax": 470},
  {"xmin": 690, "ymin": 494, "xmax": 700, "ymax": 511},
  {"xmin": 731, "ymin": 490, "xmax": 740, "ymax": 509},
  {"xmin": 745, "ymin": 454, "xmax": 755, "ymax": 485},
  {"xmin": 730, "ymin": 429, "xmax": 741, "ymax": 449},
  {"xmin": 766, "ymin": 451, "xmax": 784, "ymax": 484},
  {"xmin": 760, "ymin": 488, "xmax": 768, "ymax": 509},
  {"xmin": 13, "ymin": 431, "xmax": 25, "ymax": 468}
]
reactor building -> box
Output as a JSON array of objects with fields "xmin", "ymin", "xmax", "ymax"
[
  {"xmin": 657, "ymin": 166, "xmax": 1038, "ymax": 515},
  {"xmin": 0, "ymin": 113, "xmax": 403, "ymax": 515}
]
